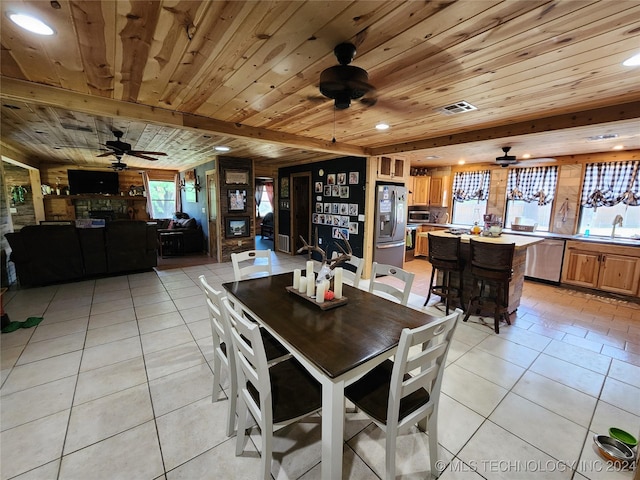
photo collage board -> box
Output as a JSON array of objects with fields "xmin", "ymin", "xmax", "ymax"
[{"xmin": 312, "ymin": 170, "xmax": 361, "ymax": 241}]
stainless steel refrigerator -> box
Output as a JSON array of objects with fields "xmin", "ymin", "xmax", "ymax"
[{"xmin": 373, "ymin": 182, "xmax": 407, "ymax": 268}]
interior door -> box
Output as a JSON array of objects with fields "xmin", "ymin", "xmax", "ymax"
[{"xmin": 291, "ymin": 173, "xmax": 311, "ymax": 253}]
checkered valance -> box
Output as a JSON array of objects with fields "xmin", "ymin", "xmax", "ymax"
[
  {"xmin": 507, "ymin": 166, "xmax": 558, "ymax": 205},
  {"xmin": 581, "ymin": 160, "xmax": 640, "ymax": 209},
  {"xmin": 452, "ymin": 170, "xmax": 491, "ymax": 202}
]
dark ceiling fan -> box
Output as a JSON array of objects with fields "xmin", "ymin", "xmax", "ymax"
[
  {"xmin": 97, "ymin": 130, "xmax": 168, "ymax": 164},
  {"xmin": 495, "ymin": 146, "xmax": 557, "ymax": 167},
  {"xmin": 318, "ymin": 43, "xmax": 377, "ymax": 109}
]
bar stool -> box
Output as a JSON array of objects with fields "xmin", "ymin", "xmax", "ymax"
[
  {"xmin": 423, "ymin": 233, "xmax": 463, "ymax": 314},
  {"xmin": 463, "ymin": 239, "xmax": 515, "ymax": 334}
]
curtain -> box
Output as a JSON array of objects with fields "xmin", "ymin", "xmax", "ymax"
[
  {"xmin": 265, "ymin": 181, "xmax": 274, "ymax": 209},
  {"xmin": 452, "ymin": 170, "xmax": 490, "ymax": 202},
  {"xmin": 507, "ymin": 166, "xmax": 558, "ymax": 205},
  {"xmin": 255, "ymin": 183, "xmax": 264, "ymax": 217},
  {"xmin": 174, "ymin": 173, "xmax": 182, "ymax": 213},
  {"xmin": 581, "ymin": 160, "xmax": 639, "ymax": 209},
  {"xmin": 141, "ymin": 171, "xmax": 152, "ymax": 216}
]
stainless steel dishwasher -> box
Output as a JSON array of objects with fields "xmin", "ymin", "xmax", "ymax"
[{"xmin": 525, "ymin": 239, "xmax": 566, "ymax": 283}]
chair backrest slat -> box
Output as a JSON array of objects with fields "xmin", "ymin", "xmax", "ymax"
[
  {"xmin": 369, "ymin": 262, "xmax": 415, "ymax": 305},
  {"xmin": 231, "ymin": 249, "xmax": 273, "ymax": 281}
]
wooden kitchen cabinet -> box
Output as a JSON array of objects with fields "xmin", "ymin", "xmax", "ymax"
[
  {"xmin": 411, "ymin": 176, "xmax": 430, "ymax": 205},
  {"xmin": 429, "ymin": 176, "xmax": 449, "ymax": 207},
  {"xmin": 415, "ymin": 225, "xmax": 448, "ymax": 257},
  {"xmin": 562, "ymin": 241, "xmax": 640, "ymax": 296},
  {"xmin": 376, "ymin": 156, "xmax": 405, "ymax": 180}
]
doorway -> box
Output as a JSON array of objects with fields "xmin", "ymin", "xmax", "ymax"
[
  {"xmin": 291, "ymin": 173, "xmax": 311, "ymax": 253},
  {"xmin": 254, "ymin": 177, "xmax": 274, "ymax": 251}
]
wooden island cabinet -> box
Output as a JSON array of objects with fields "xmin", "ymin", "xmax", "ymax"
[{"xmin": 428, "ymin": 231, "xmax": 543, "ymax": 313}]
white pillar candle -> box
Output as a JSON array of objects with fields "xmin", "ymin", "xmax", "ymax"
[
  {"xmin": 306, "ymin": 273, "xmax": 315, "ymax": 297},
  {"xmin": 315, "ymin": 281, "xmax": 326, "ymax": 304},
  {"xmin": 306, "ymin": 260, "xmax": 314, "ymax": 279},
  {"xmin": 298, "ymin": 276, "xmax": 307, "ymax": 293},
  {"xmin": 334, "ymin": 267, "xmax": 343, "ymax": 299},
  {"xmin": 293, "ymin": 269, "xmax": 301, "ymax": 289}
]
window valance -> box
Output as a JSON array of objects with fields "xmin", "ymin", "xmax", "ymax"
[
  {"xmin": 581, "ymin": 160, "xmax": 639, "ymax": 209},
  {"xmin": 507, "ymin": 166, "xmax": 557, "ymax": 205},
  {"xmin": 452, "ymin": 170, "xmax": 490, "ymax": 202}
]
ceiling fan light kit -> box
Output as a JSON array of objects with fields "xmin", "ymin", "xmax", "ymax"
[{"xmin": 496, "ymin": 146, "xmax": 518, "ymax": 167}]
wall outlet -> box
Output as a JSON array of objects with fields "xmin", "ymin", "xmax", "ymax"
[
  {"xmin": 201, "ymin": 207, "xmax": 206, "ymax": 213},
  {"xmin": 237, "ymin": 240, "xmax": 242, "ymax": 246},
  {"xmin": 318, "ymin": 238, "xmax": 322, "ymax": 244}
]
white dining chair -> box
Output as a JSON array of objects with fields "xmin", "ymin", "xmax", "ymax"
[
  {"xmin": 345, "ymin": 309, "xmax": 461, "ymax": 480},
  {"xmin": 369, "ymin": 262, "xmax": 415, "ymax": 305},
  {"xmin": 199, "ymin": 275, "xmax": 288, "ymax": 437},
  {"xmin": 222, "ymin": 297, "xmax": 322, "ymax": 480},
  {"xmin": 231, "ymin": 249, "xmax": 272, "ymax": 281},
  {"xmin": 331, "ymin": 251, "xmax": 364, "ymax": 288}
]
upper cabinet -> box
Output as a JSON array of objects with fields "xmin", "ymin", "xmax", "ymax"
[
  {"xmin": 429, "ymin": 176, "xmax": 450, "ymax": 207},
  {"xmin": 376, "ymin": 156, "xmax": 406, "ymax": 180},
  {"xmin": 412, "ymin": 176, "xmax": 430, "ymax": 205}
]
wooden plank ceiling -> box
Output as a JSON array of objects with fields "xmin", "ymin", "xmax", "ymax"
[{"xmin": 1, "ymin": 0, "xmax": 639, "ymax": 171}]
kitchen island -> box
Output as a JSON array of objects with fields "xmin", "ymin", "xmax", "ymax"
[{"xmin": 422, "ymin": 231, "xmax": 543, "ymax": 314}]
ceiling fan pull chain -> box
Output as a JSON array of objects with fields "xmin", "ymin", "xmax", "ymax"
[{"xmin": 332, "ymin": 107, "xmax": 336, "ymax": 144}]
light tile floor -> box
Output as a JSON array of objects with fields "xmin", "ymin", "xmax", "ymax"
[{"xmin": 1, "ymin": 252, "xmax": 639, "ymax": 480}]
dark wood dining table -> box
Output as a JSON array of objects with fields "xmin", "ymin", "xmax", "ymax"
[{"xmin": 222, "ymin": 271, "xmax": 441, "ymax": 480}]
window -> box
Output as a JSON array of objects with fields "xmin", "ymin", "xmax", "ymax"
[
  {"xmin": 257, "ymin": 189, "xmax": 273, "ymax": 217},
  {"xmin": 451, "ymin": 170, "xmax": 490, "ymax": 225},
  {"xmin": 578, "ymin": 160, "xmax": 639, "ymax": 238},
  {"xmin": 148, "ymin": 180, "xmax": 176, "ymax": 219},
  {"xmin": 505, "ymin": 166, "xmax": 558, "ymax": 231}
]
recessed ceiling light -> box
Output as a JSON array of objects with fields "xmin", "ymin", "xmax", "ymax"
[
  {"xmin": 8, "ymin": 13, "xmax": 54, "ymax": 35},
  {"xmin": 214, "ymin": 145, "xmax": 231, "ymax": 152},
  {"xmin": 612, "ymin": 145, "xmax": 624, "ymax": 150},
  {"xmin": 623, "ymin": 52, "xmax": 640, "ymax": 66},
  {"xmin": 458, "ymin": 160, "xmax": 465, "ymax": 165},
  {"xmin": 522, "ymin": 153, "xmax": 531, "ymax": 159},
  {"xmin": 425, "ymin": 155, "xmax": 440, "ymax": 160},
  {"xmin": 375, "ymin": 123, "xmax": 390, "ymax": 131}
]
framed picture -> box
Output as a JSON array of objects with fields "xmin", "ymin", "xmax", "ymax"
[
  {"xmin": 281, "ymin": 177, "xmax": 289, "ymax": 198},
  {"xmin": 224, "ymin": 169, "xmax": 248, "ymax": 185},
  {"xmin": 315, "ymin": 182, "xmax": 323, "ymax": 193},
  {"xmin": 228, "ymin": 189, "xmax": 247, "ymax": 212},
  {"xmin": 337, "ymin": 173, "xmax": 347, "ymax": 185},
  {"xmin": 326, "ymin": 173, "xmax": 336, "ymax": 185},
  {"xmin": 225, "ymin": 216, "xmax": 250, "ymax": 238},
  {"xmin": 349, "ymin": 172, "xmax": 359, "ymax": 184},
  {"xmin": 323, "ymin": 185, "xmax": 331, "ymax": 196}
]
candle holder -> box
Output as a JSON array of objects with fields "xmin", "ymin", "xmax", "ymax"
[{"xmin": 285, "ymin": 286, "xmax": 348, "ymax": 310}]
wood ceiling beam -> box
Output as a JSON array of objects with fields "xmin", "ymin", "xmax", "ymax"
[
  {"xmin": 368, "ymin": 102, "xmax": 640, "ymax": 156},
  {"xmin": 0, "ymin": 76, "xmax": 366, "ymax": 158}
]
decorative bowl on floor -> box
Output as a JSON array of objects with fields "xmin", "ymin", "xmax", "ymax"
[
  {"xmin": 608, "ymin": 427, "xmax": 638, "ymax": 449},
  {"xmin": 593, "ymin": 434, "xmax": 635, "ymax": 465}
]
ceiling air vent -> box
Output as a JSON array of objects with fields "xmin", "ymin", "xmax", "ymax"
[
  {"xmin": 437, "ymin": 101, "xmax": 477, "ymax": 115},
  {"xmin": 587, "ymin": 134, "xmax": 618, "ymax": 141}
]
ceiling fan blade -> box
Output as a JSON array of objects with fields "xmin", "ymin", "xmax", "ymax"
[
  {"xmin": 130, "ymin": 150, "xmax": 167, "ymax": 156},
  {"xmin": 97, "ymin": 151, "xmax": 116, "ymax": 157},
  {"xmin": 129, "ymin": 152, "xmax": 161, "ymax": 161}
]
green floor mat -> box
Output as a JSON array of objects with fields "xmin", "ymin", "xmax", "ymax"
[{"xmin": 1, "ymin": 317, "xmax": 44, "ymax": 333}]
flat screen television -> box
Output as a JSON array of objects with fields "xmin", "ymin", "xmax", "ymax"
[{"xmin": 68, "ymin": 170, "xmax": 119, "ymax": 195}]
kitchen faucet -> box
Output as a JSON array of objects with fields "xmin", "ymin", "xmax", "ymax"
[{"xmin": 611, "ymin": 214, "xmax": 623, "ymax": 238}]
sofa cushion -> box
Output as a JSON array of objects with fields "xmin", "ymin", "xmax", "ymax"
[{"xmin": 173, "ymin": 218, "xmax": 196, "ymax": 229}]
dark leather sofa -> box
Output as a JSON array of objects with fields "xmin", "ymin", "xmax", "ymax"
[
  {"xmin": 5, "ymin": 221, "xmax": 157, "ymax": 287},
  {"xmin": 155, "ymin": 214, "xmax": 203, "ymax": 254}
]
